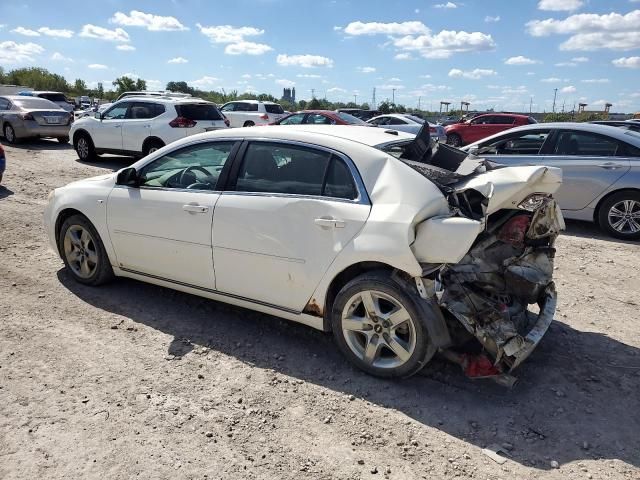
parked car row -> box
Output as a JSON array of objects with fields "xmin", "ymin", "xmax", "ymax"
[{"xmin": 0, "ymin": 95, "xmax": 73, "ymax": 144}]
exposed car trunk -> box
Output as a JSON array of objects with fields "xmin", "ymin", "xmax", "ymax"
[{"xmin": 398, "ymin": 132, "xmax": 564, "ymax": 374}]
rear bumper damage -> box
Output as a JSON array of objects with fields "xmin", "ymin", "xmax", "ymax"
[{"xmin": 433, "ymin": 197, "xmax": 563, "ymax": 376}]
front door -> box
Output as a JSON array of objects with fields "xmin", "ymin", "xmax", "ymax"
[
  {"xmin": 122, "ymin": 101, "xmax": 161, "ymax": 153},
  {"xmin": 212, "ymin": 141, "xmax": 371, "ymax": 311},
  {"xmin": 107, "ymin": 140, "xmax": 237, "ymax": 288},
  {"xmin": 93, "ymin": 102, "xmax": 130, "ymax": 150}
]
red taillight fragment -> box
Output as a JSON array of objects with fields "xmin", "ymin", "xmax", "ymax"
[
  {"xmin": 259, "ymin": 113, "xmax": 269, "ymax": 120},
  {"xmin": 429, "ymin": 127, "xmax": 436, "ymax": 133},
  {"xmin": 169, "ymin": 116, "xmax": 197, "ymax": 128},
  {"xmin": 20, "ymin": 113, "xmax": 35, "ymax": 121},
  {"xmin": 498, "ymin": 215, "xmax": 531, "ymax": 245}
]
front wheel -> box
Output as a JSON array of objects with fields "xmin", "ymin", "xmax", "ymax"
[
  {"xmin": 446, "ymin": 133, "xmax": 462, "ymax": 147},
  {"xmin": 598, "ymin": 191, "xmax": 640, "ymax": 240},
  {"xmin": 59, "ymin": 214, "xmax": 114, "ymax": 286},
  {"xmin": 331, "ymin": 271, "xmax": 436, "ymax": 378},
  {"xmin": 243, "ymin": 121, "xmax": 255, "ymax": 127},
  {"xmin": 143, "ymin": 139, "xmax": 164, "ymax": 157},
  {"xmin": 74, "ymin": 133, "xmax": 96, "ymax": 161}
]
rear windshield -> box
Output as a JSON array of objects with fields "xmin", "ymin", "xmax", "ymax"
[
  {"xmin": 336, "ymin": 112, "xmax": 368, "ymax": 125},
  {"xmin": 265, "ymin": 104, "xmax": 284, "ymax": 114},
  {"xmin": 406, "ymin": 115, "xmax": 425, "ymax": 124},
  {"xmin": 39, "ymin": 93, "xmax": 67, "ymax": 102},
  {"xmin": 13, "ymin": 97, "xmax": 61, "ymax": 109},
  {"xmin": 175, "ymin": 103, "xmax": 223, "ymax": 120}
]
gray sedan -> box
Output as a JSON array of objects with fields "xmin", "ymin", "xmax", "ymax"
[
  {"xmin": 0, "ymin": 95, "xmax": 72, "ymax": 144},
  {"xmin": 463, "ymin": 123, "xmax": 640, "ymax": 240},
  {"xmin": 367, "ymin": 114, "xmax": 447, "ymax": 142}
]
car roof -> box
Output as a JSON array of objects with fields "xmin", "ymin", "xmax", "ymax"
[
  {"xmin": 467, "ymin": 122, "xmax": 640, "ymax": 147},
  {"xmin": 116, "ymin": 96, "xmax": 215, "ymax": 105},
  {"xmin": 296, "ymin": 110, "xmax": 338, "ymax": 114},
  {"xmin": 474, "ymin": 112, "xmax": 530, "ymax": 118},
  {"xmin": 226, "ymin": 99, "xmax": 279, "ymax": 105}
]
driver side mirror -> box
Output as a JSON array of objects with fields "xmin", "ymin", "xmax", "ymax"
[
  {"xmin": 116, "ymin": 167, "xmax": 139, "ymax": 187},
  {"xmin": 94, "ymin": 112, "xmax": 102, "ymax": 120}
]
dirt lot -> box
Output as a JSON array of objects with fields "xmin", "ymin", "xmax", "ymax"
[{"xmin": 0, "ymin": 139, "xmax": 639, "ymax": 480}]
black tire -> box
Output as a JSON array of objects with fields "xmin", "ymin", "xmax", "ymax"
[
  {"xmin": 58, "ymin": 214, "xmax": 114, "ymax": 286},
  {"xmin": 446, "ymin": 133, "xmax": 462, "ymax": 147},
  {"xmin": 331, "ymin": 271, "xmax": 437, "ymax": 378},
  {"xmin": 142, "ymin": 138, "xmax": 165, "ymax": 157},
  {"xmin": 3, "ymin": 123, "xmax": 18, "ymax": 144},
  {"xmin": 58, "ymin": 136, "xmax": 70, "ymax": 144},
  {"xmin": 243, "ymin": 121, "xmax": 255, "ymax": 127},
  {"xmin": 74, "ymin": 133, "xmax": 96, "ymax": 161},
  {"xmin": 597, "ymin": 190, "xmax": 640, "ymax": 240}
]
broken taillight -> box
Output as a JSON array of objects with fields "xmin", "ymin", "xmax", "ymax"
[
  {"xmin": 169, "ymin": 116, "xmax": 197, "ymax": 128},
  {"xmin": 20, "ymin": 112, "xmax": 35, "ymax": 121},
  {"xmin": 498, "ymin": 215, "xmax": 531, "ymax": 245},
  {"xmin": 259, "ymin": 113, "xmax": 269, "ymax": 120}
]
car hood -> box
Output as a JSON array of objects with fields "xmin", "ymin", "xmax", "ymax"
[{"xmin": 63, "ymin": 173, "xmax": 116, "ymax": 189}]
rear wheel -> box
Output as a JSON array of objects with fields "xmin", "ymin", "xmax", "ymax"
[
  {"xmin": 59, "ymin": 214, "xmax": 114, "ymax": 286},
  {"xmin": 74, "ymin": 133, "xmax": 96, "ymax": 161},
  {"xmin": 598, "ymin": 191, "xmax": 640, "ymax": 240},
  {"xmin": 143, "ymin": 138, "xmax": 165, "ymax": 157},
  {"xmin": 446, "ymin": 133, "xmax": 462, "ymax": 147},
  {"xmin": 243, "ymin": 121, "xmax": 255, "ymax": 127},
  {"xmin": 331, "ymin": 271, "xmax": 436, "ymax": 378},
  {"xmin": 3, "ymin": 124, "xmax": 17, "ymax": 144}
]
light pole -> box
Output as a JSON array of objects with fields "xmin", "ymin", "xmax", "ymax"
[
  {"xmin": 392, "ymin": 88, "xmax": 396, "ymax": 105},
  {"xmin": 354, "ymin": 94, "xmax": 357, "ymax": 105},
  {"xmin": 552, "ymin": 88, "xmax": 558, "ymax": 113}
]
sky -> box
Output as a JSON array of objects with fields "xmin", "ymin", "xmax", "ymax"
[{"xmin": 1, "ymin": 0, "xmax": 639, "ymax": 112}]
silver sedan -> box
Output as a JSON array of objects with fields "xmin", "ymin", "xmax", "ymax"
[
  {"xmin": 463, "ymin": 122, "xmax": 640, "ymax": 240},
  {"xmin": 0, "ymin": 95, "xmax": 72, "ymax": 144},
  {"xmin": 367, "ymin": 114, "xmax": 447, "ymax": 142}
]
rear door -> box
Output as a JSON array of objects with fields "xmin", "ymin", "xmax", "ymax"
[
  {"xmin": 488, "ymin": 115, "xmax": 516, "ymax": 137},
  {"xmin": 212, "ymin": 141, "xmax": 371, "ymax": 311},
  {"xmin": 466, "ymin": 115, "xmax": 496, "ymax": 143},
  {"xmin": 541, "ymin": 130, "xmax": 631, "ymax": 210}
]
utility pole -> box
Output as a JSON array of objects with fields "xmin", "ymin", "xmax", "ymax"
[
  {"xmin": 418, "ymin": 96, "xmax": 421, "ymax": 110},
  {"xmin": 529, "ymin": 96, "xmax": 533, "ymax": 114},
  {"xmin": 354, "ymin": 94, "xmax": 357, "ymax": 105},
  {"xmin": 311, "ymin": 88, "xmax": 315, "ymax": 99},
  {"xmin": 561, "ymin": 100, "xmax": 565, "ymax": 113},
  {"xmin": 392, "ymin": 88, "xmax": 396, "ymax": 105},
  {"xmin": 552, "ymin": 88, "xmax": 558, "ymax": 113},
  {"xmin": 372, "ymin": 87, "xmax": 376, "ymax": 109}
]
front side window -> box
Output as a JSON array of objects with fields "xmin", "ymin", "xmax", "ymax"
[
  {"xmin": 279, "ymin": 113, "xmax": 305, "ymax": 125},
  {"xmin": 479, "ymin": 131, "xmax": 551, "ymax": 155},
  {"xmin": 387, "ymin": 117, "xmax": 407, "ymax": 125},
  {"xmin": 0, "ymin": 98, "xmax": 9, "ymax": 110},
  {"xmin": 234, "ymin": 142, "xmax": 357, "ymax": 199},
  {"xmin": 138, "ymin": 141, "xmax": 235, "ymax": 190},
  {"xmin": 471, "ymin": 116, "xmax": 492, "ymax": 125},
  {"xmin": 370, "ymin": 117, "xmax": 389, "ymax": 126},
  {"xmin": 220, "ymin": 103, "xmax": 236, "ymax": 112},
  {"xmin": 306, "ymin": 113, "xmax": 333, "ymax": 124},
  {"xmin": 553, "ymin": 131, "xmax": 619, "ymax": 156},
  {"xmin": 103, "ymin": 102, "xmax": 130, "ymax": 120},
  {"xmin": 492, "ymin": 115, "xmax": 515, "ymax": 125}
]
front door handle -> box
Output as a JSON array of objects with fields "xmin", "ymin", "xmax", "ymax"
[
  {"xmin": 114, "ymin": 125, "xmax": 121, "ymax": 128},
  {"xmin": 598, "ymin": 162, "xmax": 624, "ymax": 170},
  {"xmin": 314, "ymin": 217, "xmax": 345, "ymax": 229},
  {"xmin": 183, "ymin": 204, "xmax": 209, "ymax": 213}
]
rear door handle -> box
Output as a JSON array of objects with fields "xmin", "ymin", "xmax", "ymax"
[
  {"xmin": 114, "ymin": 125, "xmax": 121, "ymax": 128},
  {"xmin": 314, "ymin": 217, "xmax": 345, "ymax": 229},
  {"xmin": 183, "ymin": 204, "xmax": 209, "ymax": 213},
  {"xmin": 598, "ymin": 162, "xmax": 624, "ymax": 170}
]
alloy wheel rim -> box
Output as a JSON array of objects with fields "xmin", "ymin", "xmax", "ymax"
[
  {"xmin": 341, "ymin": 290, "xmax": 417, "ymax": 369},
  {"xmin": 5, "ymin": 126, "xmax": 14, "ymax": 142},
  {"xmin": 77, "ymin": 138, "xmax": 89, "ymax": 158},
  {"xmin": 148, "ymin": 146, "xmax": 158, "ymax": 154},
  {"xmin": 63, "ymin": 225, "xmax": 98, "ymax": 279},
  {"xmin": 608, "ymin": 200, "xmax": 640, "ymax": 234}
]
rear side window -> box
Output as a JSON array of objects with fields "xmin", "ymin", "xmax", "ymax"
[
  {"xmin": 324, "ymin": 158, "xmax": 357, "ymax": 200},
  {"xmin": 0, "ymin": 98, "xmax": 9, "ymax": 110},
  {"xmin": 265, "ymin": 104, "xmax": 284, "ymax": 114},
  {"xmin": 175, "ymin": 103, "xmax": 222, "ymax": 120},
  {"xmin": 528, "ymin": 116, "xmax": 538, "ymax": 124},
  {"xmin": 553, "ymin": 131, "xmax": 618, "ymax": 156},
  {"xmin": 279, "ymin": 113, "xmax": 305, "ymax": 125},
  {"xmin": 128, "ymin": 102, "xmax": 164, "ymax": 119},
  {"xmin": 492, "ymin": 115, "xmax": 515, "ymax": 125},
  {"xmin": 237, "ymin": 102, "xmax": 258, "ymax": 112},
  {"xmin": 480, "ymin": 131, "xmax": 550, "ymax": 155},
  {"xmin": 306, "ymin": 113, "xmax": 333, "ymax": 124},
  {"xmin": 336, "ymin": 112, "xmax": 367, "ymax": 125},
  {"xmin": 387, "ymin": 117, "xmax": 407, "ymax": 125}
]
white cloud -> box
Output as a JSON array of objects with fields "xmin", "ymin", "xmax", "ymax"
[
  {"xmin": 277, "ymin": 54, "xmax": 333, "ymax": 68},
  {"xmin": 502, "ymin": 85, "xmax": 528, "ymax": 94},
  {"xmin": 392, "ymin": 29, "xmax": 495, "ymax": 59},
  {"xmin": 377, "ymin": 84, "xmax": 404, "ymax": 90},
  {"xmin": 333, "ymin": 26, "xmax": 343, "ymax": 31},
  {"xmin": 241, "ymin": 74, "xmax": 252, "ymax": 79},
  {"xmin": 485, "ymin": 15, "xmax": 500, "ymax": 23},
  {"xmin": 190, "ymin": 76, "xmax": 219, "ymax": 88},
  {"xmin": 296, "ymin": 73, "xmax": 322, "ymax": 78},
  {"xmin": 505, "ymin": 55, "xmax": 540, "ymax": 65},
  {"xmin": 110, "ymin": 10, "xmax": 188, "ymax": 31},
  {"xmin": 541, "ymin": 77, "xmax": 565, "ymax": 83},
  {"xmin": 448, "ymin": 68, "xmax": 497, "ymax": 79},
  {"xmin": 388, "ymin": 77, "xmax": 402, "ymax": 82},
  {"xmin": 0, "ymin": 41, "xmax": 44, "ymax": 63},
  {"xmin": 561, "ymin": 85, "xmax": 577, "ymax": 93},
  {"xmin": 225, "ymin": 41, "xmax": 272, "ymax": 55},
  {"xmin": 420, "ymin": 74, "xmax": 432, "ymax": 79},
  {"xmin": 435, "ymin": 2, "xmax": 457, "ymax": 8},
  {"xmin": 196, "ymin": 23, "xmax": 264, "ymax": 43},
  {"xmin": 80, "ymin": 24, "xmax": 130, "ymax": 42},
  {"xmin": 394, "ymin": 53, "xmax": 412, "ymax": 60},
  {"xmin": 527, "ymin": 10, "xmax": 640, "ymax": 51},
  {"xmin": 116, "ymin": 44, "xmax": 136, "ymax": 51},
  {"xmin": 11, "ymin": 27, "xmax": 40, "ymax": 36},
  {"xmin": 275, "ymin": 79, "xmax": 295, "ymax": 88},
  {"xmin": 581, "ymin": 78, "xmax": 609, "ymax": 83},
  {"xmin": 88, "ymin": 63, "xmax": 108, "ymax": 69},
  {"xmin": 357, "ymin": 66, "xmax": 376, "ymax": 73},
  {"xmin": 51, "ymin": 52, "xmax": 73, "ymax": 62},
  {"xmin": 38, "ymin": 27, "xmax": 74, "ymax": 38},
  {"xmin": 146, "ymin": 79, "xmax": 163, "ymax": 90},
  {"xmin": 572, "ymin": 56, "xmax": 589, "ymax": 62},
  {"xmin": 343, "ymin": 21, "xmax": 429, "ymax": 36},
  {"xmin": 555, "ymin": 61, "xmax": 577, "ymax": 67},
  {"xmin": 538, "ymin": 0, "xmax": 583, "ymax": 11},
  {"xmin": 327, "ymin": 87, "xmax": 347, "ymax": 93},
  {"xmin": 612, "ymin": 56, "xmax": 640, "ymax": 68},
  {"xmin": 168, "ymin": 56, "xmax": 188, "ymax": 64}
]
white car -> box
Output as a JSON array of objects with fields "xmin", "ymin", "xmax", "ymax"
[
  {"xmin": 45, "ymin": 126, "xmax": 563, "ymax": 379},
  {"xmin": 220, "ymin": 100, "xmax": 285, "ymax": 127},
  {"xmin": 368, "ymin": 114, "xmax": 447, "ymax": 142},
  {"xmin": 70, "ymin": 96, "xmax": 229, "ymax": 160}
]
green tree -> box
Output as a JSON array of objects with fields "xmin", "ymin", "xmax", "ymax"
[
  {"xmin": 112, "ymin": 76, "xmax": 137, "ymax": 94},
  {"xmin": 166, "ymin": 81, "xmax": 194, "ymax": 95},
  {"xmin": 4, "ymin": 67, "xmax": 69, "ymax": 92},
  {"xmin": 73, "ymin": 79, "xmax": 87, "ymax": 95},
  {"xmin": 543, "ymin": 112, "xmax": 573, "ymax": 123},
  {"xmin": 97, "ymin": 82, "xmax": 104, "ymax": 100},
  {"xmin": 307, "ymin": 98, "xmax": 322, "ymax": 109},
  {"xmin": 298, "ymin": 99, "xmax": 307, "ymax": 110},
  {"xmin": 378, "ymin": 102, "xmax": 391, "ymax": 114},
  {"xmin": 135, "ymin": 78, "xmax": 147, "ymax": 91}
]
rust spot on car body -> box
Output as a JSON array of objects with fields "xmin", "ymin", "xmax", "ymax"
[{"xmin": 304, "ymin": 298, "xmax": 323, "ymax": 317}]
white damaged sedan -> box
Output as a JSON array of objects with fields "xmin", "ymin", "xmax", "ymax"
[{"xmin": 45, "ymin": 126, "xmax": 564, "ymax": 379}]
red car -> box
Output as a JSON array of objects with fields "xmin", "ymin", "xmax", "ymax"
[
  {"xmin": 271, "ymin": 110, "xmax": 368, "ymax": 126},
  {"xmin": 445, "ymin": 113, "xmax": 537, "ymax": 147}
]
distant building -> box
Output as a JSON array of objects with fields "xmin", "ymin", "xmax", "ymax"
[{"xmin": 281, "ymin": 87, "xmax": 296, "ymax": 103}]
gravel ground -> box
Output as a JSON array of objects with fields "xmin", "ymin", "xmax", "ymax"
[{"xmin": 0, "ymin": 139, "xmax": 639, "ymax": 480}]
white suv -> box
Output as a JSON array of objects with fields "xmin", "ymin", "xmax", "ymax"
[
  {"xmin": 220, "ymin": 100, "xmax": 285, "ymax": 127},
  {"xmin": 70, "ymin": 96, "xmax": 229, "ymax": 160}
]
